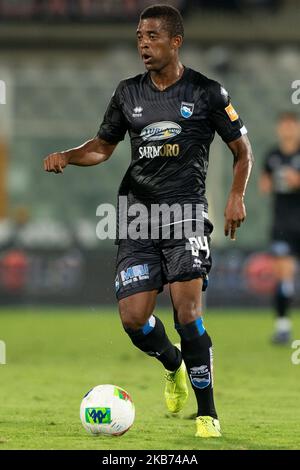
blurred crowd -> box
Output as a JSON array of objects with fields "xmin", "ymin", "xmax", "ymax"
[{"xmin": 0, "ymin": 0, "xmax": 283, "ymax": 21}]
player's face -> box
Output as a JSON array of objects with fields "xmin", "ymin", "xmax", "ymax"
[
  {"xmin": 136, "ymin": 18, "xmax": 181, "ymax": 72},
  {"xmin": 277, "ymin": 118, "xmax": 300, "ymax": 143}
]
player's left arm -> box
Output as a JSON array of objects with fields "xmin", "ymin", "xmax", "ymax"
[
  {"xmin": 208, "ymin": 80, "xmax": 254, "ymax": 240},
  {"xmin": 224, "ymin": 135, "xmax": 254, "ymax": 240}
]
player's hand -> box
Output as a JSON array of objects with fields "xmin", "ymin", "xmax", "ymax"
[
  {"xmin": 283, "ymin": 168, "xmax": 300, "ymax": 189},
  {"xmin": 224, "ymin": 193, "xmax": 246, "ymax": 241},
  {"xmin": 43, "ymin": 152, "xmax": 69, "ymax": 174}
]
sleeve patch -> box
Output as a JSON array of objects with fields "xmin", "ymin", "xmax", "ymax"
[{"xmin": 225, "ymin": 103, "xmax": 239, "ymax": 122}]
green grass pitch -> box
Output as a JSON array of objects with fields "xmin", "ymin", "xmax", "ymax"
[{"xmin": 0, "ymin": 307, "xmax": 299, "ymax": 450}]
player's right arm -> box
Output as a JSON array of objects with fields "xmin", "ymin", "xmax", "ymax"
[
  {"xmin": 43, "ymin": 138, "xmax": 117, "ymax": 173},
  {"xmin": 44, "ymin": 81, "xmax": 127, "ymax": 174}
]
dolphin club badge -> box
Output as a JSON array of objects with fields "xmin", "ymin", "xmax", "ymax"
[
  {"xmin": 189, "ymin": 365, "xmax": 211, "ymax": 389},
  {"xmin": 180, "ymin": 102, "xmax": 194, "ymax": 119}
]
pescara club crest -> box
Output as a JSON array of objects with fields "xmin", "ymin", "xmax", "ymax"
[
  {"xmin": 189, "ymin": 365, "xmax": 211, "ymax": 389},
  {"xmin": 180, "ymin": 102, "xmax": 194, "ymax": 119}
]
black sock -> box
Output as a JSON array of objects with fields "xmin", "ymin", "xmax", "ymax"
[
  {"xmin": 125, "ymin": 315, "xmax": 182, "ymax": 371},
  {"xmin": 275, "ymin": 280, "xmax": 294, "ymax": 318},
  {"xmin": 176, "ymin": 318, "xmax": 217, "ymax": 419}
]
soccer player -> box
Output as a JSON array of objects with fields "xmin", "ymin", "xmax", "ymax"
[
  {"xmin": 44, "ymin": 4, "xmax": 253, "ymax": 437},
  {"xmin": 260, "ymin": 112, "xmax": 300, "ymax": 344}
]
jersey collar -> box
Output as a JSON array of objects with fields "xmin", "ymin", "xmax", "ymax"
[{"xmin": 147, "ymin": 66, "xmax": 189, "ymax": 92}]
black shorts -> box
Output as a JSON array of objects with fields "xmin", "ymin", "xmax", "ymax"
[
  {"xmin": 114, "ymin": 220, "xmax": 213, "ymax": 301},
  {"xmin": 271, "ymin": 232, "xmax": 300, "ymax": 257},
  {"xmin": 271, "ymin": 223, "xmax": 300, "ymax": 257}
]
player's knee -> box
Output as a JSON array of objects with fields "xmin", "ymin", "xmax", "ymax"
[
  {"xmin": 176, "ymin": 316, "xmax": 208, "ymax": 343},
  {"xmin": 119, "ymin": 305, "xmax": 149, "ymax": 331},
  {"xmin": 175, "ymin": 300, "xmax": 200, "ymax": 325},
  {"xmin": 120, "ymin": 314, "xmax": 146, "ymax": 331}
]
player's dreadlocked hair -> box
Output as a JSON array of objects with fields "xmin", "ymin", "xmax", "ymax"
[{"xmin": 140, "ymin": 4, "xmax": 184, "ymax": 38}]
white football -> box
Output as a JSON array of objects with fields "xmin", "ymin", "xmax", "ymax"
[{"xmin": 80, "ymin": 384, "xmax": 135, "ymax": 436}]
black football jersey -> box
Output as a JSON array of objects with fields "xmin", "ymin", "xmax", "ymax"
[
  {"xmin": 97, "ymin": 67, "xmax": 247, "ymax": 208},
  {"xmin": 264, "ymin": 147, "xmax": 300, "ymax": 230}
]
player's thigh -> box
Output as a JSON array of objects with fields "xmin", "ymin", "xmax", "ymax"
[
  {"xmin": 118, "ymin": 290, "xmax": 158, "ymax": 329},
  {"xmin": 270, "ymin": 239, "xmax": 297, "ymax": 279},
  {"xmin": 161, "ymin": 220, "xmax": 212, "ymax": 323},
  {"xmin": 169, "ymin": 278, "xmax": 203, "ymax": 325},
  {"xmin": 115, "ymin": 238, "xmax": 163, "ymax": 328},
  {"xmin": 274, "ymin": 256, "xmax": 296, "ymax": 280}
]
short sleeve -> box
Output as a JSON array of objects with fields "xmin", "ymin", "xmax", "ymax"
[
  {"xmin": 97, "ymin": 82, "xmax": 128, "ymax": 144},
  {"xmin": 208, "ymin": 80, "xmax": 247, "ymax": 143}
]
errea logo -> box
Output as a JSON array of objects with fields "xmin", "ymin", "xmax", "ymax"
[
  {"xmin": 0, "ymin": 80, "xmax": 6, "ymax": 104},
  {"xmin": 132, "ymin": 106, "xmax": 143, "ymax": 118}
]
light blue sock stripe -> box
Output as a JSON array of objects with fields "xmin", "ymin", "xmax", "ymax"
[
  {"xmin": 195, "ymin": 317, "xmax": 206, "ymax": 336},
  {"xmin": 142, "ymin": 323, "xmax": 153, "ymax": 335},
  {"xmin": 142, "ymin": 315, "xmax": 156, "ymax": 335}
]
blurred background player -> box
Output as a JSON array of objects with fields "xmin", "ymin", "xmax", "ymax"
[{"xmin": 260, "ymin": 112, "xmax": 300, "ymax": 344}]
